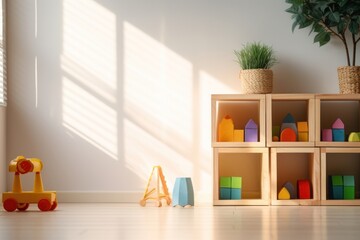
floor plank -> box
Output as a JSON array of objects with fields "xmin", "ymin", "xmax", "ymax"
[{"xmin": 1, "ymin": 203, "xmax": 360, "ymax": 239}]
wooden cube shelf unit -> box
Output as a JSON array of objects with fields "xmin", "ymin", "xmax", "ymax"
[
  {"xmin": 320, "ymin": 148, "xmax": 360, "ymax": 206},
  {"xmin": 211, "ymin": 94, "xmax": 266, "ymax": 147},
  {"xmin": 213, "ymin": 148, "xmax": 270, "ymax": 206},
  {"xmin": 315, "ymin": 94, "xmax": 360, "ymax": 147},
  {"xmin": 270, "ymin": 148, "xmax": 320, "ymax": 206},
  {"xmin": 266, "ymin": 94, "xmax": 315, "ymax": 147}
]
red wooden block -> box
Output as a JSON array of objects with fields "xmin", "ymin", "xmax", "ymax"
[
  {"xmin": 280, "ymin": 128, "xmax": 296, "ymax": 141},
  {"xmin": 297, "ymin": 179, "xmax": 311, "ymax": 199}
]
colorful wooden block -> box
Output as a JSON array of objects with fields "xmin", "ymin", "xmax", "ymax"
[
  {"xmin": 330, "ymin": 175, "xmax": 343, "ymax": 199},
  {"xmin": 283, "ymin": 181, "xmax": 297, "ymax": 199},
  {"xmin": 332, "ymin": 118, "xmax": 344, "ymax": 129},
  {"xmin": 233, "ymin": 129, "xmax": 244, "ymax": 142},
  {"xmin": 220, "ymin": 177, "xmax": 231, "ymax": 188},
  {"xmin": 278, "ymin": 187, "xmax": 290, "ymax": 200},
  {"xmin": 322, "ymin": 129, "xmax": 333, "ymax": 141},
  {"xmin": 280, "ymin": 128, "xmax": 297, "ymax": 141},
  {"xmin": 231, "ymin": 177, "xmax": 242, "ymax": 189},
  {"xmin": 272, "ymin": 126, "xmax": 280, "ymax": 138},
  {"xmin": 281, "ymin": 123, "xmax": 298, "ymax": 136},
  {"xmin": 218, "ymin": 115, "xmax": 234, "ymax": 142},
  {"xmin": 172, "ymin": 177, "xmax": 194, "ymax": 207},
  {"xmin": 231, "ymin": 188, "xmax": 242, "ymax": 200},
  {"xmin": 348, "ymin": 132, "xmax": 360, "ymax": 142},
  {"xmin": 343, "ymin": 176, "xmax": 355, "ymax": 200},
  {"xmin": 283, "ymin": 113, "xmax": 295, "ymax": 123},
  {"xmin": 333, "ymin": 129, "xmax": 345, "ymax": 142},
  {"xmin": 245, "ymin": 119, "xmax": 258, "ymax": 142},
  {"xmin": 297, "ymin": 179, "xmax": 311, "ymax": 199},
  {"xmin": 297, "ymin": 122, "xmax": 308, "ymax": 142},
  {"xmin": 220, "ymin": 187, "xmax": 231, "ymax": 200}
]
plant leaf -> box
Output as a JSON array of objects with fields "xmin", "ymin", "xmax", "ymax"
[{"xmin": 314, "ymin": 31, "xmax": 331, "ymax": 46}]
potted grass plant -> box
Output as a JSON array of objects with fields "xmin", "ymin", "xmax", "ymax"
[
  {"xmin": 234, "ymin": 42, "xmax": 277, "ymax": 94},
  {"xmin": 286, "ymin": 0, "xmax": 360, "ymax": 94}
]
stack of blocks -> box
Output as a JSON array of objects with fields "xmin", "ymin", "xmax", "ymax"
[
  {"xmin": 329, "ymin": 175, "xmax": 355, "ymax": 199},
  {"xmin": 220, "ymin": 176, "xmax": 242, "ymax": 200}
]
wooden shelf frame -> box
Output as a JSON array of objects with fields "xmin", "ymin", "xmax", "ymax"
[
  {"xmin": 270, "ymin": 148, "xmax": 320, "ymax": 206},
  {"xmin": 213, "ymin": 148, "xmax": 270, "ymax": 206},
  {"xmin": 320, "ymin": 147, "xmax": 360, "ymax": 206},
  {"xmin": 315, "ymin": 94, "xmax": 360, "ymax": 147},
  {"xmin": 211, "ymin": 94, "xmax": 266, "ymax": 148},
  {"xmin": 266, "ymin": 94, "xmax": 315, "ymax": 147}
]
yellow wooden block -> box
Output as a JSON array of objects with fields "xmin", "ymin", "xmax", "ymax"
[
  {"xmin": 278, "ymin": 187, "xmax": 290, "ymax": 200},
  {"xmin": 298, "ymin": 132, "xmax": 308, "ymax": 142},
  {"xmin": 218, "ymin": 115, "xmax": 234, "ymax": 142},
  {"xmin": 297, "ymin": 121, "xmax": 308, "ymax": 132},
  {"xmin": 233, "ymin": 129, "xmax": 244, "ymax": 142}
]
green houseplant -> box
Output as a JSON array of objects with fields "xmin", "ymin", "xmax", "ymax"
[
  {"xmin": 286, "ymin": 0, "xmax": 360, "ymax": 93},
  {"xmin": 234, "ymin": 42, "xmax": 277, "ymax": 94}
]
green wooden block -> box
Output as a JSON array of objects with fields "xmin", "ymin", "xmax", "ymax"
[
  {"xmin": 332, "ymin": 176, "xmax": 343, "ymax": 186},
  {"xmin": 220, "ymin": 177, "xmax": 231, "ymax": 188},
  {"xmin": 344, "ymin": 186, "xmax": 355, "ymax": 199},
  {"xmin": 272, "ymin": 126, "xmax": 280, "ymax": 137},
  {"xmin": 343, "ymin": 175, "xmax": 355, "ymax": 187},
  {"xmin": 231, "ymin": 177, "xmax": 242, "ymax": 189}
]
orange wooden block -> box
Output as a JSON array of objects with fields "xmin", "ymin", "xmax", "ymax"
[{"xmin": 280, "ymin": 128, "xmax": 296, "ymax": 141}]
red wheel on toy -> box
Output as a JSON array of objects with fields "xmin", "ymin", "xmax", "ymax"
[
  {"xmin": 38, "ymin": 199, "xmax": 51, "ymax": 211},
  {"xmin": 17, "ymin": 203, "xmax": 30, "ymax": 211},
  {"xmin": 3, "ymin": 198, "xmax": 18, "ymax": 212},
  {"xmin": 50, "ymin": 201, "xmax": 57, "ymax": 211}
]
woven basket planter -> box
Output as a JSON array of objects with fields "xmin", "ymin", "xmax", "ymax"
[
  {"xmin": 240, "ymin": 69, "xmax": 273, "ymax": 94},
  {"xmin": 338, "ymin": 66, "xmax": 360, "ymax": 94}
]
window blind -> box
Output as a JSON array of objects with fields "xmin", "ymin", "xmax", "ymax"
[{"xmin": 0, "ymin": 0, "xmax": 6, "ymax": 106}]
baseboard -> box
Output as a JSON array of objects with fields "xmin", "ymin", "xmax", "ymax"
[
  {"xmin": 56, "ymin": 191, "xmax": 212, "ymax": 204},
  {"xmin": 57, "ymin": 191, "xmax": 143, "ymax": 203}
]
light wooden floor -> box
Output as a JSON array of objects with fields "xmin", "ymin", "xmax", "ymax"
[{"xmin": 1, "ymin": 203, "xmax": 360, "ymax": 240}]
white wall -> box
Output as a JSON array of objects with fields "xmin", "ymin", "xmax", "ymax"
[{"xmin": 6, "ymin": 0, "xmax": 359, "ymax": 202}]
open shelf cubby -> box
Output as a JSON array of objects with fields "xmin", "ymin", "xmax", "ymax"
[
  {"xmin": 270, "ymin": 148, "xmax": 320, "ymax": 206},
  {"xmin": 266, "ymin": 94, "xmax": 315, "ymax": 147},
  {"xmin": 315, "ymin": 94, "xmax": 360, "ymax": 147},
  {"xmin": 320, "ymin": 148, "xmax": 360, "ymax": 205},
  {"xmin": 213, "ymin": 148, "xmax": 269, "ymax": 206},
  {"xmin": 211, "ymin": 94, "xmax": 266, "ymax": 147}
]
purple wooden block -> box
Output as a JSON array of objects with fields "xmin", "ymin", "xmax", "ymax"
[
  {"xmin": 322, "ymin": 129, "xmax": 333, "ymax": 141},
  {"xmin": 245, "ymin": 119, "xmax": 258, "ymax": 142}
]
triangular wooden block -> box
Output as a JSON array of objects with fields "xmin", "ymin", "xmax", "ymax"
[
  {"xmin": 332, "ymin": 118, "xmax": 344, "ymax": 129},
  {"xmin": 245, "ymin": 119, "xmax": 257, "ymax": 129},
  {"xmin": 280, "ymin": 128, "xmax": 296, "ymax": 141},
  {"xmin": 278, "ymin": 187, "xmax": 290, "ymax": 200},
  {"xmin": 283, "ymin": 113, "xmax": 295, "ymax": 123}
]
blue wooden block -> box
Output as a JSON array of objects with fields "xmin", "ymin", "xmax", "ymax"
[
  {"xmin": 283, "ymin": 181, "xmax": 297, "ymax": 199},
  {"xmin": 283, "ymin": 113, "xmax": 295, "ymax": 123},
  {"xmin": 220, "ymin": 187, "xmax": 231, "ymax": 200},
  {"xmin": 231, "ymin": 188, "xmax": 242, "ymax": 200},
  {"xmin": 172, "ymin": 177, "xmax": 194, "ymax": 206},
  {"xmin": 333, "ymin": 129, "xmax": 345, "ymax": 142},
  {"xmin": 332, "ymin": 186, "xmax": 344, "ymax": 199}
]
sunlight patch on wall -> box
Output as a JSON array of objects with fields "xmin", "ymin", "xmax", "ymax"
[
  {"xmin": 123, "ymin": 21, "xmax": 194, "ymax": 180},
  {"xmin": 61, "ymin": 0, "xmax": 117, "ymax": 159},
  {"xmin": 62, "ymin": 78, "xmax": 117, "ymax": 159}
]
